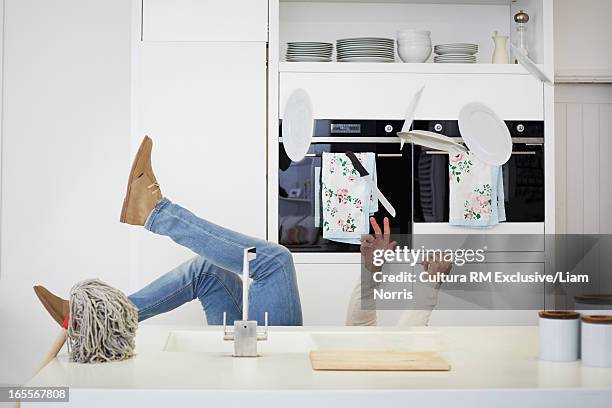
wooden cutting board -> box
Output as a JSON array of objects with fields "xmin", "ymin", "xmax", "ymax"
[{"xmin": 310, "ymin": 351, "xmax": 450, "ymax": 371}]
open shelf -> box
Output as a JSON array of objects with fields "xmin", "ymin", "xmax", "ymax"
[{"xmin": 279, "ymin": 62, "xmax": 535, "ymax": 75}]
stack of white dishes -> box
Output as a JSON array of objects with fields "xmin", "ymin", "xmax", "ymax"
[
  {"xmin": 286, "ymin": 42, "xmax": 333, "ymax": 62},
  {"xmin": 396, "ymin": 30, "xmax": 432, "ymax": 63},
  {"xmin": 433, "ymin": 43, "xmax": 478, "ymax": 63},
  {"xmin": 336, "ymin": 38, "xmax": 395, "ymax": 63}
]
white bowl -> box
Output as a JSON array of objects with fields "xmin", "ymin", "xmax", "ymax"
[
  {"xmin": 398, "ymin": 43, "xmax": 432, "ymax": 63},
  {"xmin": 397, "ymin": 29, "xmax": 431, "ymax": 37},
  {"xmin": 398, "ymin": 40, "xmax": 432, "ymax": 46}
]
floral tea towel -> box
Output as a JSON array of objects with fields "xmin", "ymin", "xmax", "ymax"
[
  {"xmin": 449, "ymin": 150, "xmax": 506, "ymax": 227},
  {"xmin": 321, "ymin": 152, "xmax": 377, "ymax": 244}
]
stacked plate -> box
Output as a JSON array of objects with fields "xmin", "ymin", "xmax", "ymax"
[
  {"xmin": 336, "ymin": 37, "xmax": 395, "ymax": 63},
  {"xmin": 286, "ymin": 42, "xmax": 333, "ymax": 62},
  {"xmin": 434, "ymin": 43, "xmax": 478, "ymax": 63}
]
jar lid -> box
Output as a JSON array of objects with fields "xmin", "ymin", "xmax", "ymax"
[
  {"xmin": 539, "ymin": 310, "xmax": 580, "ymax": 320},
  {"xmin": 574, "ymin": 294, "xmax": 612, "ymax": 305},
  {"xmin": 582, "ymin": 315, "xmax": 612, "ymax": 324}
]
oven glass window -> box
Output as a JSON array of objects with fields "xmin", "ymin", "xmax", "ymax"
[
  {"xmin": 279, "ymin": 142, "xmax": 412, "ymax": 252},
  {"xmin": 413, "ymin": 145, "xmax": 545, "ymax": 223}
]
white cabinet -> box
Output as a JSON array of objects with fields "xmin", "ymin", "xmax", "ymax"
[
  {"xmin": 295, "ymin": 263, "xmax": 360, "ymax": 325},
  {"xmin": 134, "ymin": 42, "xmax": 267, "ymax": 237},
  {"xmin": 142, "ymin": 0, "xmax": 268, "ymax": 42},
  {"xmin": 132, "ymin": 0, "xmax": 268, "ymax": 293},
  {"xmin": 280, "ymin": 72, "xmax": 543, "ymax": 120}
]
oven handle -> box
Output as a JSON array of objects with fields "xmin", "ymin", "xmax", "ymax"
[
  {"xmin": 304, "ymin": 153, "xmax": 405, "ymax": 158},
  {"xmin": 280, "ymin": 137, "xmax": 400, "ymax": 144},
  {"xmin": 425, "ymin": 151, "xmax": 537, "ymax": 155}
]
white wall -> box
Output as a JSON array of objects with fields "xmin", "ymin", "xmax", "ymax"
[
  {"xmin": 554, "ymin": 0, "xmax": 612, "ymax": 82},
  {"xmin": 555, "ymin": 84, "xmax": 612, "ymax": 234},
  {"xmin": 0, "ymin": 0, "xmax": 132, "ymax": 386},
  {"xmin": 553, "ymin": 0, "xmax": 612, "ymax": 235}
]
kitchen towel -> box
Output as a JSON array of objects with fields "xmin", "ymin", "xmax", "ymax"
[
  {"xmin": 449, "ymin": 150, "xmax": 506, "ymax": 227},
  {"xmin": 321, "ymin": 152, "xmax": 378, "ymax": 244}
]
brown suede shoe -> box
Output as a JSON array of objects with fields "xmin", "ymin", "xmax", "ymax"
[
  {"xmin": 33, "ymin": 286, "xmax": 69, "ymax": 327},
  {"xmin": 120, "ymin": 136, "xmax": 163, "ymax": 225}
]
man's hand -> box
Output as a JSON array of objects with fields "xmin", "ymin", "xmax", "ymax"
[{"xmin": 360, "ymin": 217, "xmax": 397, "ymax": 272}]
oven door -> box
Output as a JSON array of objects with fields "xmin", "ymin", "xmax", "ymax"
[
  {"xmin": 278, "ymin": 140, "xmax": 411, "ymax": 252},
  {"xmin": 413, "ymin": 142, "xmax": 545, "ymax": 223}
]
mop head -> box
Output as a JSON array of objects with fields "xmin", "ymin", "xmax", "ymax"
[{"xmin": 67, "ymin": 279, "xmax": 138, "ymax": 363}]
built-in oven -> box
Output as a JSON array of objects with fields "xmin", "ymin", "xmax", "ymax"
[
  {"xmin": 278, "ymin": 120, "xmax": 412, "ymax": 252},
  {"xmin": 413, "ymin": 120, "xmax": 545, "ymax": 223}
]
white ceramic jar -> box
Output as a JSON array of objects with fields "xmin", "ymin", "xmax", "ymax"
[
  {"xmin": 581, "ymin": 315, "xmax": 612, "ymax": 367},
  {"xmin": 397, "ymin": 29, "xmax": 432, "ymax": 63},
  {"xmin": 538, "ymin": 311, "xmax": 581, "ymax": 362}
]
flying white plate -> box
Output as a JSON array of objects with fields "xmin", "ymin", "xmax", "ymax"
[
  {"xmin": 398, "ymin": 85, "xmax": 425, "ymax": 149},
  {"xmin": 282, "ymin": 89, "xmax": 314, "ymax": 162},
  {"xmin": 397, "ymin": 130, "xmax": 467, "ymax": 154},
  {"xmin": 510, "ymin": 44, "xmax": 552, "ymax": 84},
  {"xmin": 458, "ymin": 102, "xmax": 511, "ymax": 165}
]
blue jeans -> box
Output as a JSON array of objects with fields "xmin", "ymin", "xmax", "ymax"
[{"xmin": 127, "ymin": 198, "xmax": 303, "ymax": 326}]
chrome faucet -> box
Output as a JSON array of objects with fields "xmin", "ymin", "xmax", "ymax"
[{"xmin": 223, "ymin": 247, "xmax": 269, "ymax": 357}]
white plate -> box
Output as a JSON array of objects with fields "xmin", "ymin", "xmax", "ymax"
[
  {"xmin": 286, "ymin": 56, "xmax": 331, "ymax": 60},
  {"xmin": 435, "ymin": 48, "xmax": 478, "ymax": 56},
  {"xmin": 288, "ymin": 42, "xmax": 332, "ymax": 47},
  {"xmin": 435, "ymin": 56, "xmax": 476, "ymax": 60},
  {"xmin": 434, "ymin": 58, "xmax": 476, "ymax": 62},
  {"xmin": 337, "ymin": 47, "xmax": 394, "ymax": 51},
  {"xmin": 510, "ymin": 43, "xmax": 552, "ymax": 84},
  {"xmin": 396, "ymin": 130, "xmax": 467, "ymax": 154},
  {"xmin": 434, "ymin": 45, "xmax": 477, "ymax": 49},
  {"xmin": 434, "ymin": 60, "xmax": 476, "ymax": 64},
  {"xmin": 287, "ymin": 48, "xmax": 332, "ymax": 52},
  {"xmin": 338, "ymin": 52, "xmax": 394, "ymax": 56},
  {"xmin": 337, "ymin": 47, "xmax": 394, "ymax": 52},
  {"xmin": 434, "ymin": 57, "xmax": 476, "ymax": 60},
  {"xmin": 435, "ymin": 43, "xmax": 478, "ymax": 48},
  {"xmin": 286, "ymin": 58, "xmax": 331, "ymax": 62},
  {"xmin": 337, "ymin": 43, "xmax": 394, "ymax": 48},
  {"xmin": 400, "ymin": 85, "xmax": 425, "ymax": 133},
  {"xmin": 458, "ymin": 102, "xmax": 511, "ymax": 165},
  {"xmin": 337, "ymin": 57, "xmax": 395, "ymax": 62},
  {"xmin": 288, "ymin": 44, "xmax": 332, "ymax": 48},
  {"xmin": 282, "ymin": 89, "xmax": 314, "ymax": 162},
  {"xmin": 338, "ymin": 37, "xmax": 394, "ymax": 42},
  {"xmin": 337, "ymin": 41, "xmax": 394, "ymax": 46},
  {"xmin": 287, "ymin": 52, "xmax": 332, "ymax": 56},
  {"xmin": 288, "ymin": 45, "xmax": 332, "ymax": 49},
  {"xmin": 338, "ymin": 52, "xmax": 395, "ymax": 57},
  {"xmin": 434, "ymin": 52, "xmax": 476, "ymax": 56}
]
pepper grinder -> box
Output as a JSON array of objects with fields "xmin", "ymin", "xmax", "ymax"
[{"xmin": 513, "ymin": 9, "xmax": 530, "ymax": 64}]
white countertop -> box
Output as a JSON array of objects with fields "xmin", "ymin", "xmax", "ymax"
[{"xmin": 25, "ymin": 325, "xmax": 612, "ymax": 407}]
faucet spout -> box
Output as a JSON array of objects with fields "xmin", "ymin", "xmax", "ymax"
[{"xmin": 222, "ymin": 247, "xmax": 268, "ymax": 357}]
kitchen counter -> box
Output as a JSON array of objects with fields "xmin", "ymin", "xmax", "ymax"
[{"xmin": 25, "ymin": 325, "xmax": 612, "ymax": 407}]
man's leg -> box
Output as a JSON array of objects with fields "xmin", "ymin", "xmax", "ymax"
[
  {"xmin": 128, "ymin": 256, "xmax": 244, "ymax": 325},
  {"xmin": 144, "ymin": 198, "xmax": 302, "ymax": 326}
]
